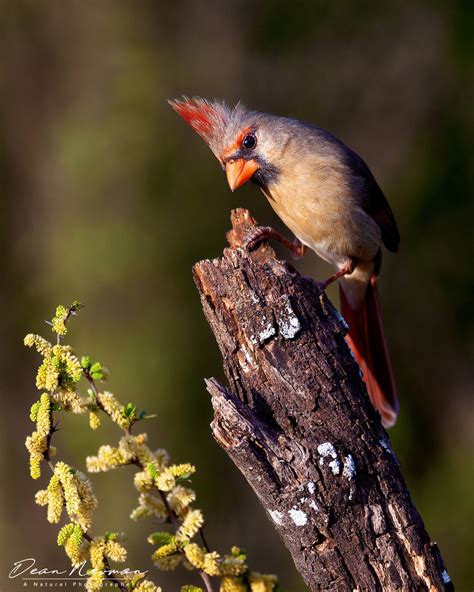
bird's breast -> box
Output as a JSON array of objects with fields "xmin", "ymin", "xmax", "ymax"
[{"xmin": 261, "ymin": 166, "xmax": 381, "ymax": 265}]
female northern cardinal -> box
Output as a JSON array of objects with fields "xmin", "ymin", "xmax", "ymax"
[{"xmin": 169, "ymin": 97, "xmax": 400, "ymax": 427}]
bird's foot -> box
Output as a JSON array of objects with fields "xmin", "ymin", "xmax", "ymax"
[{"xmin": 241, "ymin": 225, "xmax": 307, "ymax": 259}]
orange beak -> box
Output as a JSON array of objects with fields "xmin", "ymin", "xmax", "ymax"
[{"xmin": 225, "ymin": 158, "xmax": 260, "ymax": 191}]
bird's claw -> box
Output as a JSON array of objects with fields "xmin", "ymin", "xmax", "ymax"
[
  {"xmin": 241, "ymin": 225, "xmax": 306, "ymax": 259},
  {"xmin": 241, "ymin": 226, "xmax": 272, "ymax": 252}
]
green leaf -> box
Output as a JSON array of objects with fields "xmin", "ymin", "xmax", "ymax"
[
  {"xmin": 81, "ymin": 356, "xmax": 92, "ymax": 369},
  {"xmin": 146, "ymin": 462, "xmax": 158, "ymax": 478},
  {"xmin": 123, "ymin": 403, "xmax": 137, "ymax": 419},
  {"xmin": 147, "ymin": 531, "xmax": 174, "ymax": 546},
  {"xmin": 91, "ymin": 371, "xmax": 104, "ymax": 380},
  {"xmin": 90, "ymin": 362, "xmax": 102, "ymax": 374},
  {"xmin": 70, "ymin": 300, "xmax": 83, "ymax": 312}
]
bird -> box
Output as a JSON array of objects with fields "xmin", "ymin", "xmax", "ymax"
[{"xmin": 169, "ymin": 96, "xmax": 400, "ymax": 428}]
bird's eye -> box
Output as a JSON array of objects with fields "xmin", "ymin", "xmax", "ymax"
[{"xmin": 242, "ymin": 133, "xmax": 257, "ymax": 150}]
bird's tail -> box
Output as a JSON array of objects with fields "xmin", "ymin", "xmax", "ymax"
[{"xmin": 339, "ymin": 276, "xmax": 398, "ymax": 427}]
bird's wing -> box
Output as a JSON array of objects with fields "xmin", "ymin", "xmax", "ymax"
[
  {"xmin": 349, "ymin": 152, "xmax": 400, "ymax": 253},
  {"xmin": 365, "ymin": 180, "xmax": 400, "ymax": 253}
]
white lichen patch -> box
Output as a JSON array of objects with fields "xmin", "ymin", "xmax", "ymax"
[
  {"xmin": 309, "ymin": 500, "xmax": 319, "ymax": 512},
  {"xmin": 277, "ymin": 295, "xmax": 301, "ymax": 339},
  {"xmin": 307, "ymin": 481, "xmax": 316, "ymax": 494},
  {"xmin": 441, "ymin": 570, "xmax": 451, "ymax": 584},
  {"xmin": 328, "ymin": 459, "xmax": 341, "ymax": 475},
  {"xmin": 317, "ymin": 442, "xmax": 337, "ymax": 466},
  {"xmin": 299, "ymin": 496, "xmax": 307, "ymax": 503},
  {"xmin": 269, "ymin": 510, "xmax": 284, "ymax": 526},
  {"xmin": 259, "ymin": 323, "xmax": 276, "ymax": 342},
  {"xmin": 342, "ymin": 455, "xmax": 356, "ymax": 481},
  {"xmin": 289, "ymin": 507, "xmax": 307, "ymax": 526}
]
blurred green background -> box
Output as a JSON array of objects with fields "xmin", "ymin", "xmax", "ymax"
[{"xmin": 1, "ymin": 1, "xmax": 472, "ymax": 590}]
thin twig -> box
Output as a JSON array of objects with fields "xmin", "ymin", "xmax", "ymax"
[
  {"xmin": 199, "ymin": 571, "xmax": 214, "ymax": 592},
  {"xmin": 199, "ymin": 527, "xmax": 211, "ymax": 553}
]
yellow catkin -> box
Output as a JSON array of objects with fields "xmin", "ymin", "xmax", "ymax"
[
  {"xmin": 152, "ymin": 539, "xmax": 179, "ymax": 560},
  {"xmin": 130, "ymin": 491, "xmax": 171, "ymax": 522},
  {"xmin": 220, "ymin": 577, "xmax": 247, "ymax": 592},
  {"xmin": 89, "ymin": 411, "xmax": 101, "ymax": 430},
  {"xmin": 74, "ymin": 470, "xmax": 98, "ymax": 531},
  {"xmin": 35, "ymin": 489, "xmax": 49, "ymax": 506},
  {"xmin": 30, "ymin": 401, "xmax": 40, "ymax": 422},
  {"xmin": 63, "ymin": 525, "xmax": 83, "ymax": 563},
  {"xmin": 86, "ymin": 443, "xmax": 131, "ymax": 472},
  {"xmin": 61, "ymin": 350, "xmax": 83, "ymax": 382},
  {"xmin": 176, "ymin": 509, "xmax": 204, "ymax": 541},
  {"xmin": 86, "ymin": 539, "xmax": 106, "ymax": 592},
  {"xmin": 219, "ymin": 555, "xmax": 247, "ymax": 577},
  {"xmin": 152, "ymin": 554, "xmax": 182, "ymax": 571},
  {"xmin": 57, "ymin": 523, "xmax": 75, "ymax": 546},
  {"xmin": 36, "ymin": 393, "xmax": 51, "ymax": 436},
  {"xmin": 55, "ymin": 462, "xmax": 81, "ymax": 517},
  {"xmin": 167, "ymin": 463, "xmax": 195, "ymax": 478},
  {"xmin": 105, "ymin": 539, "xmax": 127, "ymax": 562},
  {"xmin": 51, "ymin": 305, "xmax": 68, "ymax": 336},
  {"xmin": 184, "ymin": 543, "xmax": 206, "ymax": 570},
  {"xmin": 36, "ymin": 357, "xmax": 59, "ymax": 391},
  {"xmin": 167, "ymin": 485, "xmax": 196, "ymax": 516},
  {"xmin": 133, "ymin": 471, "xmax": 154, "ymax": 492},
  {"xmin": 29, "ymin": 451, "xmax": 43, "ymax": 479},
  {"xmin": 97, "ymin": 392, "xmax": 129, "ymax": 429},
  {"xmin": 155, "ymin": 470, "xmax": 176, "ymax": 492},
  {"xmin": 248, "ymin": 573, "xmax": 278, "ymax": 592},
  {"xmin": 47, "ymin": 475, "xmax": 65, "ymax": 523},
  {"xmin": 24, "ymin": 334, "xmax": 52, "ymax": 356},
  {"xmin": 25, "ymin": 430, "xmax": 47, "ymax": 455},
  {"xmin": 203, "ymin": 551, "xmax": 221, "ymax": 576}
]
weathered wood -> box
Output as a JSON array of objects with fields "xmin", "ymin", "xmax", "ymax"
[{"xmin": 193, "ymin": 209, "xmax": 452, "ymax": 591}]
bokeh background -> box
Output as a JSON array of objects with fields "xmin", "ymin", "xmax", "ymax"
[{"xmin": 1, "ymin": 1, "xmax": 472, "ymax": 590}]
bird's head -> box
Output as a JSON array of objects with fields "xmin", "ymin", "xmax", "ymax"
[{"xmin": 168, "ymin": 97, "xmax": 285, "ymax": 191}]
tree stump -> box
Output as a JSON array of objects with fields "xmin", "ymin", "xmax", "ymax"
[{"xmin": 193, "ymin": 209, "xmax": 452, "ymax": 591}]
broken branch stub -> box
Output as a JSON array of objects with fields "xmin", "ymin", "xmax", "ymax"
[{"xmin": 193, "ymin": 208, "xmax": 452, "ymax": 591}]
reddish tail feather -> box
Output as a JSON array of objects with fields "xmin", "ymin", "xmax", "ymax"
[{"xmin": 339, "ymin": 276, "xmax": 398, "ymax": 427}]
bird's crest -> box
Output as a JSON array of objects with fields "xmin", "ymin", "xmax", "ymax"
[{"xmin": 168, "ymin": 97, "xmax": 231, "ymax": 148}]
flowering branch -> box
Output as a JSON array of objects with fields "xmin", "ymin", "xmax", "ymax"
[{"xmin": 25, "ymin": 302, "xmax": 279, "ymax": 592}]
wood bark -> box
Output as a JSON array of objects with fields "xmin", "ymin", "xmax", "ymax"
[{"xmin": 193, "ymin": 209, "xmax": 452, "ymax": 592}]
